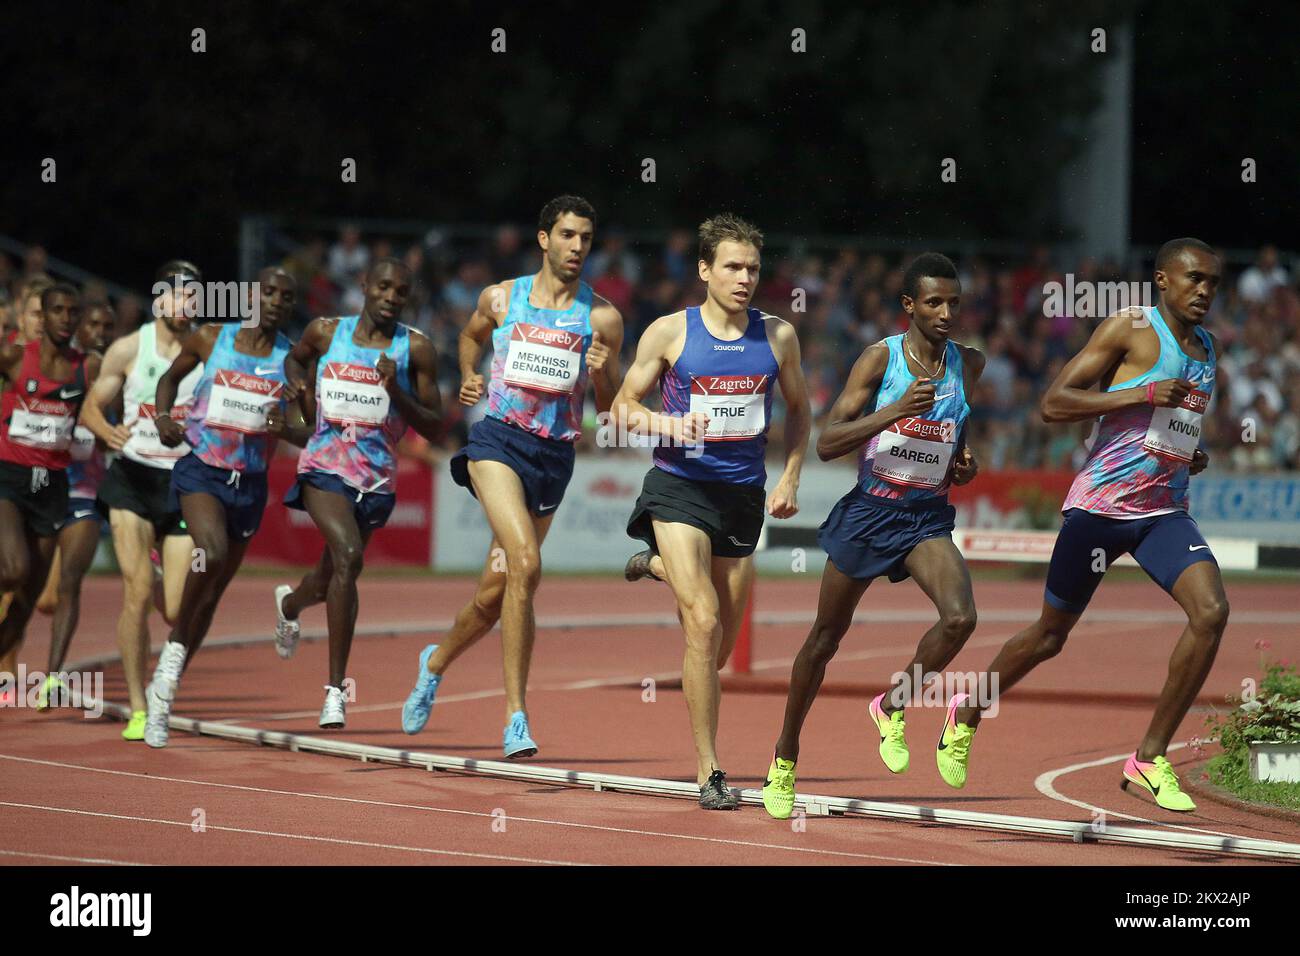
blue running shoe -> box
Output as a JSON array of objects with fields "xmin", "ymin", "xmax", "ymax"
[
  {"xmin": 503, "ymin": 710, "xmax": 538, "ymax": 759},
  {"xmin": 401, "ymin": 644, "xmax": 442, "ymax": 734}
]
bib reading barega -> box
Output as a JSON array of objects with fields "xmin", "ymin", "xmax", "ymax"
[
  {"xmin": 9, "ymin": 396, "xmax": 76, "ymax": 450},
  {"xmin": 207, "ymin": 370, "xmax": 283, "ymax": 434},
  {"xmin": 690, "ymin": 374, "xmax": 769, "ymax": 440},
  {"xmin": 1144, "ymin": 389, "xmax": 1208, "ymax": 462},
  {"xmin": 503, "ymin": 323, "xmax": 582, "ymax": 395},
  {"xmin": 872, "ymin": 417, "xmax": 956, "ymax": 488},
  {"xmin": 321, "ymin": 361, "xmax": 389, "ymax": 426},
  {"xmin": 130, "ymin": 403, "xmax": 192, "ymax": 460}
]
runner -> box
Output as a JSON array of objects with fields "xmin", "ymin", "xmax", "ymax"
[
  {"xmin": 399, "ymin": 195, "xmax": 624, "ymax": 759},
  {"xmin": 613, "ymin": 213, "xmax": 810, "ymax": 809},
  {"xmin": 272, "ymin": 258, "xmax": 443, "ymax": 729},
  {"xmin": 951, "ymin": 237, "xmax": 1226, "ymax": 812},
  {"xmin": 34, "ymin": 300, "xmax": 116, "ymax": 710},
  {"xmin": 81, "ymin": 261, "xmax": 202, "ymax": 740},
  {"xmin": 759, "ymin": 252, "xmax": 986, "ymax": 818},
  {"xmin": 0, "ymin": 284, "xmax": 93, "ymax": 703},
  {"xmin": 142, "ymin": 268, "xmax": 308, "ymax": 747}
]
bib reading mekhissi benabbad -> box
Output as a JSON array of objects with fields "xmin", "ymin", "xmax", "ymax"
[
  {"xmin": 502, "ymin": 323, "xmax": 583, "ymax": 395},
  {"xmin": 1142, "ymin": 388, "xmax": 1208, "ymax": 463},
  {"xmin": 870, "ymin": 416, "xmax": 957, "ymax": 489},
  {"xmin": 689, "ymin": 374, "xmax": 770, "ymax": 441},
  {"xmin": 320, "ymin": 361, "xmax": 390, "ymax": 427}
]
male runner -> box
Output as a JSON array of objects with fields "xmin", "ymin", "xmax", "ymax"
[
  {"xmin": 614, "ymin": 213, "xmax": 810, "ymax": 809},
  {"xmin": 34, "ymin": 300, "xmax": 116, "ymax": 709},
  {"xmin": 142, "ymin": 268, "xmax": 308, "ymax": 747},
  {"xmin": 399, "ymin": 195, "xmax": 623, "ymax": 758},
  {"xmin": 760, "ymin": 253, "xmax": 985, "ymax": 818},
  {"xmin": 0, "ymin": 284, "xmax": 92, "ymax": 699},
  {"xmin": 272, "ymin": 258, "xmax": 443, "ymax": 729},
  {"xmin": 949, "ymin": 238, "xmax": 1226, "ymax": 812},
  {"xmin": 82, "ymin": 261, "xmax": 202, "ymax": 740}
]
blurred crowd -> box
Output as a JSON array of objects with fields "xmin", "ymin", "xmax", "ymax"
[{"xmin": 3, "ymin": 231, "xmax": 1297, "ymax": 474}]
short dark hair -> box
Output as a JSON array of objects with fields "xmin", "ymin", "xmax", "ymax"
[
  {"xmin": 902, "ymin": 252, "xmax": 959, "ymax": 299},
  {"xmin": 155, "ymin": 259, "xmax": 202, "ymax": 283},
  {"xmin": 538, "ymin": 195, "xmax": 597, "ymax": 234},
  {"xmin": 1155, "ymin": 237, "xmax": 1217, "ymax": 272},
  {"xmin": 366, "ymin": 256, "xmax": 412, "ymax": 280},
  {"xmin": 40, "ymin": 282, "xmax": 79, "ymax": 311},
  {"xmin": 698, "ymin": 213, "xmax": 764, "ymax": 265}
]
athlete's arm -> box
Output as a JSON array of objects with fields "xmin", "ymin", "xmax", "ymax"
[
  {"xmin": 267, "ymin": 401, "xmax": 312, "ymax": 449},
  {"xmin": 80, "ymin": 332, "xmax": 136, "ymax": 451},
  {"xmin": 1188, "ymin": 331, "xmax": 1220, "ymax": 477},
  {"xmin": 609, "ymin": 313, "xmax": 707, "ymax": 442},
  {"xmin": 284, "ymin": 317, "xmax": 334, "ymax": 420},
  {"xmin": 1041, "ymin": 311, "xmax": 1190, "ymax": 423},
  {"xmin": 587, "ymin": 300, "xmax": 625, "ymax": 416},
  {"xmin": 379, "ymin": 330, "xmax": 443, "ymax": 442},
  {"xmin": 816, "ymin": 342, "xmax": 931, "ymax": 461},
  {"xmin": 950, "ymin": 346, "xmax": 986, "ymax": 485},
  {"xmin": 155, "ymin": 325, "xmax": 219, "ymax": 447},
  {"xmin": 769, "ymin": 318, "xmax": 810, "ymax": 518},
  {"xmin": 458, "ymin": 282, "xmax": 509, "ymax": 406}
]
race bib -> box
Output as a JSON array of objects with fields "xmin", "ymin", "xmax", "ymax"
[
  {"xmin": 206, "ymin": 369, "xmax": 283, "ymax": 434},
  {"xmin": 871, "ymin": 417, "xmax": 957, "ymax": 488},
  {"xmin": 1143, "ymin": 389, "xmax": 1208, "ymax": 462},
  {"xmin": 321, "ymin": 361, "xmax": 390, "ymax": 427},
  {"xmin": 9, "ymin": 397, "xmax": 76, "ymax": 451},
  {"xmin": 128, "ymin": 402, "xmax": 192, "ymax": 460},
  {"xmin": 69, "ymin": 424, "xmax": 96, "ymax": 461},
  {"xmin": 502, "ymin": 323, "xmax": 583, "ymax": 395},
  {"xmin": 689, "ymin": 375, "xmax": 769, "ymax": 441}
]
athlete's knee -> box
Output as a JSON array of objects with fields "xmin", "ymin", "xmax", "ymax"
[
  {"xmin": 939, "ymin": 605, "xmax": 977, "ymax": 643},
  {"xmin": 1189, "ymin": 595, "xmax": 1229, "ymax": 636},
  {"xmin": 806, "ymin": 617, "xmax": 849, "ymax": 662},
  {"xmin": 329, "ymin": 542, "xmax": 365, "ymax": 581},
  {"xmin": 1033, "ymin": 624, "xmax": 1071, "ymax": 660},
  {"xmin": 0, "ymin": 555, "xmax": 27, "ymax": 592},
  {"xmin": 504, "ymin": 548, "xmax": 542, "ymax": 592},
  {"xmin": 474, "ymin": 577, "xmax": 506, "ymax": 618},
  {"xmin": 193, "ymin": 535, "xmax": 229, "ymax": 571},
  {"xmin": 679, "ymin": 593, "xmax": 720, "ymax": 640}
]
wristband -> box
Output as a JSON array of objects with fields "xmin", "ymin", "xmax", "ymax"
[{"xmin": 1146, "ymin": 382, "xmax": 1157, "ymax": 406}]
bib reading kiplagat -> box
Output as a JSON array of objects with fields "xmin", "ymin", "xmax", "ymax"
[
  {"xmin": 872, "ymin": 416, "xmax": 957, "ymax": 488},
  {"xmin": 321, "ymin": 362, "xmax": 390, "ymax": 426},
  {"xmin": 689, "ymin": 374, "xmax": 769, "ymax": 440},
  {"xmin": 503, "ymin": 323, "xmax": 583, "ymax": 395}
]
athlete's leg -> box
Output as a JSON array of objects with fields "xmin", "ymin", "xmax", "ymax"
[
  {"xmin": 653, "ymin": 519, "xmax": 728, "ymax": 784},
  {"xmin": 882, "ymin": 536, "xmax": 978, "ymax": 713},
  {"xmin": 299, "ymin": 485, "xmax": 371, "ymax": 687},
  {"xmin": 0, "ymin": 515, "xmax": 56, "ymax": 661},
  {"xmin": 465, "ymin": 460, "xmax": 547, "ymax": 719},
  {"xmin": 0, "ymin": 501, "xmax": 32, "ymax": 659},
  {"xmin": 109, "ymin": 509, "xmax": 158, "ymax": 714},
  {"xmin": 36, "ymin": 546, "xmax": 61, "ymax": 615},
  {"xmin": 1138, "ymin": 561, "xmax": 1229, "ymax": 759},
  {"xmin": 710, "ymin": 554, "xmax": 755, "ymax": 670},
  {"xmin": 45, "ymin": 521, "xmax": 101, "ymax": 673},
  {"xmin": 171, "ymin": 493, "xmax": 248, "ymax": 661},
  {"xmin": 281, "ymin": 548, "xmax": 333, "ymax": 620},
  {"xmin": 774, "ymin": 559, "xmax": 871, "ymax": 762},
  {"xmin": 159, "ymin": 531, "xmax": 194, "ymax": 626}
]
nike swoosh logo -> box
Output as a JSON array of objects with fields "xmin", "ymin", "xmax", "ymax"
[
  {"xmin": 57, "ymin": 388, "xmax": 84, "ymax": 400},
  {"xmin": 242, "ymin": 529, "xmax": 256, "ymax": 537},
  {"xmin": 1188, "ymin": 545, "xmax": 1210, "ymax": 552},
  {"xmin": 555, "ymin": 320, "xmax": 581, "ymax": 328},
  {"xmin": 254, "ymin": 366, "xmax": 279, "ymax": 376},
  {"xmin": 933, "ymin": 391, "xmax": 955, "ymax": 400},
  {"xmin": 538, "ymin": 503, "xmax": 558, "ymax": 512},
  {"xmin": 72, "ymin": 510, "xmax": 94, "ymax": 519}
]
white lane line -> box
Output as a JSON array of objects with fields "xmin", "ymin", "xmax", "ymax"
[
  {"xmin": 0, "ymin": 848, "xmax": 152, "ymax": 866},
  {"xmin": 0, "ymin": 754, "xmax": 955, "ymax": 866},
  {"xmin": 0, "ymin": 801, "xmax": 586, "ymax": 866},
  {"xmin": 1033, "ymin": 745, "xmax": 1253, "ymax": 840}
]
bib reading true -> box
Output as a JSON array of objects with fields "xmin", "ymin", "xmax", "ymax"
[
  {"xmin": 690, "ymin": 375, "xmax": 769, "ymax": 441},
  {"xmin": 503, "ymin": 323, "xmax": 583, "ymax": 395},
  {"xmin": 206, "ymin": 370, "xmax": 283, "ymax": 434},
  {"xmin": 1143, "ymin": 389, "xmax": 1208, "ymax": 463},
  {"xmin": 9, "ymin": 397, "xmax": 77, "ymax": 451},
  {"xmin": 871, "ymin": 417, "xmax": 957, "ymax": 488},
  {"xmin": 321, "ymin": 362, "xmax": 390, "ymax": 427}
]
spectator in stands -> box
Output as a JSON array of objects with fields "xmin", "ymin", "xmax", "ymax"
[
  {"xmin": 327, "ymin": 224, "xmax": 369, "ymax": 285},
  {"xmin": 1237, "ymin": 244, "xmax": 1289, "ymax": 305}
]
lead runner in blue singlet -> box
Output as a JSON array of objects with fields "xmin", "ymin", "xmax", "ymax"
[
  {"xmin": 759, "ymin": 253, "xmax": 987, "ymax": 820},
  {"xmin": 612, "ymin": 214, "xmax": 811, "ymax": 810}
]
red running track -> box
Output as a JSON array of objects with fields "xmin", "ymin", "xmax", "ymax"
[{"xmin": 2, "ymin": 572, "xmax": 1298, "ymax": 866}]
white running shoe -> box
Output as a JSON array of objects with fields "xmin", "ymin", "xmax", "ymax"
[
  {"xmin": 144, "ymin": 640, "xmax": 187, "ymax": 749},
  {"xmin": 274, "ymin": 585, "xmax": 301, "ymax": 659},
  {"xmin": 319, "ymin": 684, "xmax": 347, "ymax": 729}
]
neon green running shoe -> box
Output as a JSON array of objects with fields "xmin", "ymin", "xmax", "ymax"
[
  {"xmin": 121, "ymin": 710, "xmax": 147, "ymax": 741},
  {"xmin": 762, "ymin": 756, "xmax": 798, "ymax": 819},
  {"xmin": 36, "ymin": 674, "xmax": 67, "ymax": 711},
  {"xmin": 1121, "ymin": 753, "xmax": 1196, "ymax": 812},
  {"xmin": 936, "ymin": 694, "xmax": 975, "ymax": 789},
  {"xmin": 869, "ymin": 692, "xmax": 909, "ymax": 773}
]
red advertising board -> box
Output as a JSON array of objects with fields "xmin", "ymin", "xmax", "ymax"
[{"xmin": 947, "ymin": 469, "xmax": 1075, "ymax": 529}]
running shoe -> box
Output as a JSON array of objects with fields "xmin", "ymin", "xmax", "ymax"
[
  {"xmin": 1121, "ymin": 753, "xmax": 1197, "ymax": 812},
  {"xmin": 699, "ymin": 769, "xmax": 739, "ymax": 810},
  {"xmin": 624, "ymin": 548, "xmax": 663, "ymax": 583},
  {"xmin": 121, "ymin": 710, "xmax": 147, "ymax": 741},
  {"xmin": 503, "ymin": 710, "xmax": 538, "ymax": 759},
  {"xmin": 319, "ymin": 684, "xmax": 347, "ymax": 729},
  {"xmin": 36, "ymin": 673, "xmax": 68, "ymax": 711},
  {"xmin": 762, "ymin": 756, "xmax": 798, "ymax": 819},
  {"xmin": 273, "ymin": 585, "xmax": 301, "ymax": 659},
  {"xmin": 401, "ymin": 644, "xmax": 441, "ymax": 734},
  {"xmin": 935, "ymin": 693, "xmax": 975, "ymax": 789},
  {"xmin": 144, "ymin": 641, "xmax": 187, "ymax": 748},
  {"xmin": 869, "ymin": 692, "xmax": 909, "ymax": 773}
]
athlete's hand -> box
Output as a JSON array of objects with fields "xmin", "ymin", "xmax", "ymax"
[
  {"xmin": 951, "ymin": 446, "xmax": 979, "ymax": 485},
  {"xmin": 1190, "ymin": 448, "xmax": 1210, "ymax": 475},
  {"xmin": 459, "ymin": 373, "xmax": 486, "ymax": 406},
  {"xmin": 376, "ymin": 353, "xmax": 398, "ymax": 394},
  {"xmin": 283, "ymin": 375, "xmax": 307, "ymax": 404},
  {"xmin": 266, "ymin": 406, "xmax": 287, "ymax": 437},
  {"xmin": 894, "ymin": 378, "xmax": 937, "ymax": 419},
  {"xmin": 586, "ymin": 330, "xmax": 611, "ymax": 377},
  {"xmin": 767, "ymin": 478, "xmax": 799, "ymax": 519},
  {"xmin": 1150, "ymin": 378, "xmax": 1192, "ymax": 408},
  {"xmin": 156, "ymin": 414, "xmax": 184, "ymax": 448},
  {"xmin": 672, "ymin": 411, "xmax": 710, "ymax": 444},
  {"xmin": 104, "ymin": 423, "xmax": 134, "ymax": 452}
]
